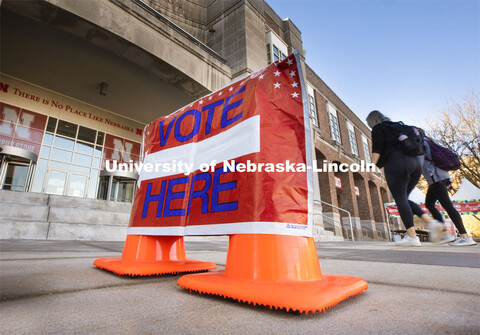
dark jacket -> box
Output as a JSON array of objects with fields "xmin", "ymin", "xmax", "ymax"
[{"xmin": 371, "ymin": 121, "xmax": 400, "ymax": 168}]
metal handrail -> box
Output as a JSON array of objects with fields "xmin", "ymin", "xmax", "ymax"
[{"xmin": 314, "ymin": 199, "xmax": 355, "ymax": 241}]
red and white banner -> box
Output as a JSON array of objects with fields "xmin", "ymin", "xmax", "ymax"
[
  {"xmin": 127, "ymin": 50, "xmax": 313, "ymax": 236},
  {"xmin": 0, "ymin": 103, "xmax": 47, "ymax": 155},
  {"xmin": 385, "ymin": 200, "xmax": 480, "ymax": 216},
  {"xmin": 102, "ymin": 134, "xmax": 141, "ymax": 168}
]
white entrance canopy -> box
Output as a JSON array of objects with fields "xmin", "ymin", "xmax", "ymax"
[
  {"xmin": 408, "ymin": 187, "xmax": 425, "ymax": 203},
  {"xmin": 451, "ymin": 179, "xmax": 480, "ymax": 201}
]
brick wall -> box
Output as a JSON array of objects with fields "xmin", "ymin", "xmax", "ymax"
[{"xmin": 307, "ymin": 64, "xmax": 391, "ymax": 240}]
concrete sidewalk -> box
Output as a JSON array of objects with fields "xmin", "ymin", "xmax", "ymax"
[{"xmin": 1, "ymin": 239, "xmax": 479, "ymax": 335}]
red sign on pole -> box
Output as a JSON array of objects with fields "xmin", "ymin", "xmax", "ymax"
[
  {"xmin": 335, "ymin": 176, "xmax": 343, "ymax": 190},
  {"xmin": 127, "ymin": 51, "xmax": 313, "ymax": 237}
]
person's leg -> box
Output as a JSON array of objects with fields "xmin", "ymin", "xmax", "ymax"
[
  {"xmin": 405, "ymin": 157, "xmax": 434, "ymax": 225},
  {"xmin": 425, "ymin": 183, "xmax": 444, "ymax": 222},
  {"xmin": 406, "ymin": 170, "xmax": 445, "ymax": 243},
  {"xmin": 408, "ymin": 200, "xmax": 427, "ymax": 217},
  {"xmin": 384, "ymin": 153, "xmax": 416, "ymax": 237},
  {"xmin": 424, "ymin": 182, "xmax": 457, "ymax": 243},
  {"xmin": 434, "ymin": 181, "xmax": 468, "ymax": 236}
]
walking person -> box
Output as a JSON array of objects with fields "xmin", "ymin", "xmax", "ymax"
[
  {"xmin": 366, "ymin": 110, "xmax": 441, "ymax": 246},
  {"xmin": 423, "ymin": 139, "xmax": 477, "ymax": 246}
]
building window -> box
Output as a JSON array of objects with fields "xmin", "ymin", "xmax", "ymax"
[
  {"xmin": 267, "ymin": 44, "xmax": 271, "ymax": 64},
  {"xmin": 272, "ymin": 45, "xmax": 286, "ymax": 62},
  {"xmin": 307, "ymin": 85, "xmax": 318, "ymax": 126},
  {"xmin": 362, "ymin": 136, "xmax": 371, "ymax": 163},
  {"xmin": 349, "ymin": 129, "xmax": 359, "ymax": 156},
  {"xmin": 266, "ymin": 31, "xmax": 288, "ymax": 64},
  {"xmin": 308, "ymin": 95, "xmax": 318, "ymax": 126},
  {"xmin": 329, "ymin": 114, "xmax": 341, "ymax": 143},
  {"xmin": 31, "ymin": 117, "xmax": 104, "ymax": 198},
  {"xmin": 347, "ymin": 122, "xmax": 359, "ymax": 157},
  {"xmin": 327, "ymin": 103, "xmax": 341, "ymax": 143}
]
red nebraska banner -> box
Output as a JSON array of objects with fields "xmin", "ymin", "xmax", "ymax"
[
  {"xmin": 127, "ymin": 50, "xmax": 313, "ymax": 236},
  {"xmin": 385, "ymin": 201, "xmax": 480, "ymax": 216},
  {"xmin": 102, "ymin": 134, "xmax": 141, "ymax": 169},
  {"xmin": 0, "ymin": 103, "xmax": 47, "ymax": 155}
]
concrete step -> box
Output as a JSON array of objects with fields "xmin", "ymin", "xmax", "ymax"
[
  {"xmin": 313, "ymin": 225, "xmax": 344, "ymax": 241},
  {"xmin": 315, "ymin": 234, "xmax": 345, "ymax": 242},
  {"xmin": 0, "ymin": 203, "xmax": 49, "ymax": 222},
  {"xmin": 47, "ymin": 222, "xmax": 127, "ymax": 241},
  {"xmin": 0, "ymin": 190, "xmax": 133, "ymax": 214},
  {"xmin": 48, "ymin": 194, "xmax": 132, "ymax": 213},
  {"xmin": 47, "ymin": 207, "xmax": 130, "ymax": 226},
  {"xmin": 0, "ymin": 191, "xmax": 133, "ymax": 241},
  {"xmin": 0, "ymin": 220, "xmax": 49, "ymax": 239},
  {"xmin": 0, "ymin": 190, "xmax": 49, "ymax": 206}
]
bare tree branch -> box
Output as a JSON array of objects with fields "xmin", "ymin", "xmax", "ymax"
[{"xmin": 426, "ymin": 90, "xmax": 480, "ymax": 188}]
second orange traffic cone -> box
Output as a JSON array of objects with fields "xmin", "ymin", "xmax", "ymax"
[
  {"xmin": 94, "ymin": 235, "xmax": 216, "ymax": 276},
  {"xmin": 177, "ymin": 234, "xmax": 367, "ymax": 314}
]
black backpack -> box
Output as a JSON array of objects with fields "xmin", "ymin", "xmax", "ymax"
[{"xmin": 386, "ymin": 122, "xmax": 425, "ymax": 156}]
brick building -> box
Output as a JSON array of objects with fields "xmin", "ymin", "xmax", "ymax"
[
  {"xmin": 0, "ymin": 0, "xmax": 391, "ymax": 241},
  {"xmin": 306, "ymin": 66, "xmax": 390, "ymax": 240}
]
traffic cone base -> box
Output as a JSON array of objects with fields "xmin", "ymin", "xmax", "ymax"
[
  {"xmin": 94, "ymin": 258, "xmax": 216, "ymax": 276},
  {"xmin": 177, "ymin": 272, "xmax": 367, "ymax": 314},
  {"xmin": 177, "ymin": 234, "xmax": 368, "ymax": 314},
  {"xmin": 94, "ymin": 235, "xmax": 216, "ymax": 276}
]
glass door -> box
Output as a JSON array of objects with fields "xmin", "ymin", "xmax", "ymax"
[
  {"xmin": 44, "ymin": 169, "xmax": 89, "ymax": 197},
  {"xmin": 97, "ymin": 174, "xmax": 136, "ymax": 202},
  {"xmin": 0, "ymin": 161, "xmax": 30, "ymax": 191},
  {"xmin": 45, "ymin": 169, "xmax": 68, "ymax": 195},
  {"xmin": 67, "ymin": 173, "xmax": 88, "ymax": 197},
  {"xmin": 0, "ymin": 153, "xmax": 35, "ymax": 192},
  {"xmin": 114, "ymin": 178, "xmax": 135, "ymax": 202}
]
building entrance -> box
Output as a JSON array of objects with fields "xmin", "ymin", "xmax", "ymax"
[
  {"xmin": 0, "ymin": 146, "xmax": 37, "ymax": 192},
  {"xmin": 44, "ymin": 168, "xmax": 89, "ymax": 197},
  {"xmin": 98, "ymin": 170, "xmax": 137, "ymax": 203}
]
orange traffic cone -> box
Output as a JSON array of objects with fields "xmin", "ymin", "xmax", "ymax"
[
  {"xmin": 177, "ymin": 234, "xmax": 367, "ymax": 314},
  {"xmin": 94, "ymin": 235, "xmax": 216, "ymax": 276}
]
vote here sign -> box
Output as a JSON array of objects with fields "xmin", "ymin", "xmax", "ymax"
[{"xmin": 128, "ymin": 50, "xmax": 313, "ymax": 237}]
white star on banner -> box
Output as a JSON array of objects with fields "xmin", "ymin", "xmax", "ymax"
[
  {"xmin": 286, "ymin": 58, "xmax": 293, "ymax": 66},
  {"xmin": 291, "ymin": 82, "xmax": 298, "ymax": 88},
  {"xmin": 219, "ymin": 92, "xmax": 223, "ymax": 96},
  {"xmin": 229, "ymin": 87, "xmax": 234, "ymax": 92},
  {"xmin": 274, "ymin": 82, "xmax": 281, "ymax": 89},
  {"xmin": 289, "ymin": 71, "xmax": 296, "ymax": 77},
  {"xmin": 274, "ymin": 70, "xmax": 281, "ymax": 76},
  {"xmin": 291, "ymin": 92, "xmax": 299, "ymax": 98},
  {"xmin": 189, "ymin": 104, "xmax": 193, "ymax": 107},
  {"xmin": 208, "ymin": 96, "xmax": 213, "ymax": 100},
  {"xmin": 199, "ymin": 100, "xmax": 203, "ymax": 104},
  {"xmin": 259, "ymin": 74, "xmax": 264, "ymax": 80}
]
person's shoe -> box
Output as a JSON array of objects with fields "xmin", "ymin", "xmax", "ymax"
[
  {"xmin": 427, "ymin": 220, "xmax": 445, "ymax": 243},
  {"xmin": 395, "ymin": 235, "xmax": 421, "ymax": 247},
  {"xmin": 448, "ymin": 237, "xmax": 477, "ymax": 246},
  {"xmin": 435, "ymin": 234, "xmax": 456, "ymax": 245}
]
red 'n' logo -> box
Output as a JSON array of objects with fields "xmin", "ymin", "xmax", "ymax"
[{"xmin": 0, "ymin": 83, "xmax": 9, "ymax": 93}]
